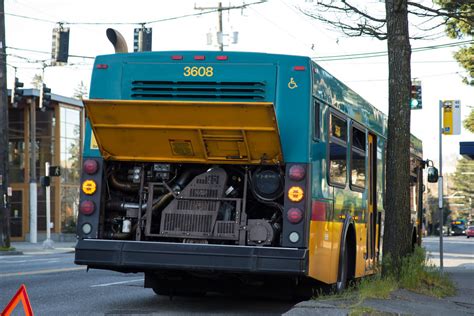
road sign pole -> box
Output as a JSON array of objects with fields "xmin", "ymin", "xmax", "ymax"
[
  {"xmin": 42, "ymin": 162, "xmax": 54, "ymax": 249},
  {"xmin": 438, "ymin": 100, "xmax": 444, "ymax": 272}
]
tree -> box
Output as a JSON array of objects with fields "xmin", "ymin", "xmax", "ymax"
[
  {"xmin": 464, "ymin": 109, "xmax": 474, "ymax": 133},
  {"xmin": 301, "ymin": 0, "xmax": 470, "ymax": 274},
  {"xmin": 452, "ymin": 158, "xmax": 474, "ymax": 218},
  {"xmin": 383, "ymin": 0, "xmax": 413, "ymax": 273},
  {"xmin": 31, "ymin": 73, "xmax": 43, "ymax": 89},
  {"xmin": 432, "ymin": 0, "xmax": 473, "ymax": 86},
  {"xmin": 73, "ymin": 81, "xmax": 88, "ymax": 100}
]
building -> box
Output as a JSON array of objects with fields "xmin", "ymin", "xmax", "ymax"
[
  {"xmin": 8, "ymin": 88, "xmax": 84, "ymax": 241},
  {"xmin": 460, "ymin": 142, "xmax": 474, "ymax": 160}
]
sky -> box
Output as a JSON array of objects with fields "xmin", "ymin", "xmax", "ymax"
[{"xmin": 4, "ymin": 0, "xmax": 473, "ymax": 173}]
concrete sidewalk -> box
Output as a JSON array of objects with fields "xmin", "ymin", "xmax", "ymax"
[
  {"xmin": 284, "ymin": 267, "xmax": 474, "ymax": 316},
  {"xmin": 0, "ymin": 240, "xmax": 76, "ymax": 256}
]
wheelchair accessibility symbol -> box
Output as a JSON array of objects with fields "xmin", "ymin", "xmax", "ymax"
[{"xmin": 288, "ymin": 78, "xmax": 298, "ymax": 89}]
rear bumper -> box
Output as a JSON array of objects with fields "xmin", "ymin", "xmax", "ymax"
[{"xmin": 75, "ymin": 239, "xmax": 308, "ymax": 275}]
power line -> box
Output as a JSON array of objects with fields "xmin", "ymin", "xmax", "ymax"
[
  {"xmin": 7, "ymin": 46, "xmax": 95, "ymax": 60},
  {"xmin": 4, "ymin": 1, "xmax": 267, "ymax": 27},
  {"xmin": 312, "ymin": 40, "xmax": 473, "ymax": 61}
]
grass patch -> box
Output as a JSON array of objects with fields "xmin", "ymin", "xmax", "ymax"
[
  {"xmin": 0, "ymin": 246, "xmax": 16, "ymax": 251},
  {"xmin": 349, "ymin": 306, "xmax": 382, "ymax": 316},
  {"xmin": 358, "ymin": 275, "xmax": 398, "ymax": 300},
  {"xmin": 397, "ymin": 247, "xmax": 456, "ymax": 298},
  {"xmin": 313, "ymin": 246, "xmax": 455, "ymax": 315}
]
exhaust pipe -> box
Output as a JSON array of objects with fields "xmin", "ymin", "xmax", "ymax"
[{"xmin": 106, "ymin": 28, "xmax": 128, "ymax": 53}]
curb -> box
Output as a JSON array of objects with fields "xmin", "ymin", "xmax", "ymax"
[{"xmin": 0, "ymin": 250, "xmax": 24, "ymax": 256}]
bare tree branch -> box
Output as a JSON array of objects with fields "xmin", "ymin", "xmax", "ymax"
[{"xmin": 407, "ymin": 1, "xmax": 473, "ymax": 26}]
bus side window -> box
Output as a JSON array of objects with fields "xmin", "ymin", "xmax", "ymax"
[
  {"xmin": 313, "ymin": 101, "xmax": 320, "ymax": 140},
  {"xmin": 328, "ymin": 113, "xmax": 347, "ymax": 187},
  {"xmin": 350, "ymin": 125, "xmax": 366, "ymax": 190}
]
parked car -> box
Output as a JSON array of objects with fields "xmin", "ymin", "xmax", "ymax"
[{"xmin": 467, "ymin": 226, "xmax": 474, "ymax": 239}]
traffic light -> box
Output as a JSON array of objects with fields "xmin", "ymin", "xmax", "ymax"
[
  {"xmin": 410, "ymin": 82, "xmax": 422, "ymax": 110},
  {"xmin": 11, "ymin": 77, "xmax": 24, "ymax": 107},
  {"xmin": 51, "ymin": 26, "xmax": 70, "ymax": 65},
  {"xmin": 133, "ymin": 27, "xmax": 152, "ymax": 52},
  {"xmin": 40, "ymin": 83, "xmax": 52, "ymax": 110}
]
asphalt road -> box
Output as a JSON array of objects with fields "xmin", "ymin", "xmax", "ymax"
[
  {"xmin": 1, "ymin": 236, "xmax": 472, "ymax": 315},
  {"xmin": 0, "ymin": 253, "xmax": 295, "ymax": 315},
  {"xmin": 422, "ymin": 235, "xmax": 474, "ymax": 269}
]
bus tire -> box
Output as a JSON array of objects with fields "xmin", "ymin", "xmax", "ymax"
[{"xmin": 336, "ymin": 242, "xmax": 349, "ymax": 293}]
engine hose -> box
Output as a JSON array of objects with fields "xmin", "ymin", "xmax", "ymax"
[
  {"xmin": 109, "ymin": 173, "xmax": 139, "ymax": 193},
  {"xmin": 152, "ymin": 192, "xmax": 174, "ymax": 213}
]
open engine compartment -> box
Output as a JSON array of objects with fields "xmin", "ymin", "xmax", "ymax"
[{"xmin": 101, "ymin": 161, "xmax": 285, "ymax": 247}]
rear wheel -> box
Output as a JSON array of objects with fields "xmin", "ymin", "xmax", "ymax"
[{"xmin": 336, "ymin": 243, "xmax": 349, "ymax": 293}]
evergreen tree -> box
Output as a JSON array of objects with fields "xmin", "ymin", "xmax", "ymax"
[
  {"xmin": 31, "ymin": 73, "xmax": 43, "ymax": 89},
  {"xmin": 464, "ymin": 109, "xmax": 474, "ymax": 133},
  {"xmin": 452, "ymin": 158, "xmax": 474, "ymax": 219},
  {"xmin": 433, "ymin": 0, "xmax": 474, "ymax": 85},
  {"xmin": 73, "ymin": 81, "xmax": 88, "ymax": 100}
]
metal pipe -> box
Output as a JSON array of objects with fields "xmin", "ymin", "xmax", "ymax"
[{"xmin": 106, "ymin": 28, "xmax": 128, "ymax": 53}]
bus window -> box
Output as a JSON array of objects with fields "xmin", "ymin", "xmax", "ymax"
[
  {"xmin": 351, "ymin": 126, "xmax": 366, "ymax": 189},
  {"xmin": 329, "ymin": 113, "xmax": 347, "ymax": 186}
]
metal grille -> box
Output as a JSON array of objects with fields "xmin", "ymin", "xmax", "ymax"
[
  {"xmin": 216, "ymin": 221, "xmax": 236, "ymax": 236},
  {"xmin": 176, "ymin": 200, "xmax": 219, "ymax": 212},
  {"xmin": 131, "ymin": 81, "xmax": 266, "ymax": 101},
  {"xmin": 162, "ymin": 212, "xmax": 214, "ymax": 234},
  {"xmin": 160, "ymin": 168, "xmax": 227, "ymax": 238}
]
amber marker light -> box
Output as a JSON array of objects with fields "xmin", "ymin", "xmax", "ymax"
[
  {"xmin": 288, "ymin": 186, "xmax": 304, "ymax": 202},
  {"xmin": 82, "ymin": 180, "xmax": 97, "ymax": 195}
]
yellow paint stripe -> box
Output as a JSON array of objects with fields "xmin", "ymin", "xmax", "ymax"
[{"xmin": 0, "ymin": 266, "xmax": 85, "ymax": 278}]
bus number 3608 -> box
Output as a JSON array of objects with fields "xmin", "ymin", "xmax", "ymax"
[{"xmin": 183, "ymin": 66, "xmax": 214, "ymax": 77}]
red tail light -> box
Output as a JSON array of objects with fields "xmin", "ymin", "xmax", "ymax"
[
  {"xmin": 288, "ymin": 165, "xmax": 306, "ymax": 181},
  {"xmin": 194, "ymin": 55, "xmax": 205, "ymax": 60},
  {"xmin": 96, "ymin": 64, "xmax": 108, "ymax": 69},
  {"xmin": 83, "ymin": 159, "xmax": 98, "ymax": 175},
  {"xmin": 171, "ymin": 55, "xmax": 183, "ymax": 60},
  {"xmin": 80, "ymin": 200, "xmax": 95, "ymax": 215},
  {"xmin": 287, "ymin": 207, "xmax": 303, "ymax": 224},
  {"xmin": 216, "ymin": 55, "xmax": 228, "ymax": 61}
]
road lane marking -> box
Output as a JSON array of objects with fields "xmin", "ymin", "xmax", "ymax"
[
  {"xmin": 0, "ymin": 258, "xmax": 61, "ymax": 264},
  {"xmin": 0, "ymin": 267, "xmax": 85, "ymax": 277},
  {"xmin": 90, "ymin": 278, "xmax": 144, "ymax": 288}
]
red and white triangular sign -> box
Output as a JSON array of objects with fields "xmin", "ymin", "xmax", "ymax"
[{"xmin": 1, "ymin": 284, "xmax": 34, "ymax": 316}]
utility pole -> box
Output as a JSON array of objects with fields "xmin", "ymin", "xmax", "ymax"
[
  {"xmin": 0, "ymin": 0, "xmax": 11, "ymax": 249},
  {"xmin": 195, "ymin": 1, "xmax": 266, "ymax": 51},
  {"xmin": 29, "ymin": 73, "xmax": 39, "ymax": 243},
  {"xmin": 195, "ymin": 2, "xmax": 225, "ymax": 51}
]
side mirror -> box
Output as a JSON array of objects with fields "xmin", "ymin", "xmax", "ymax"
[{"xmin": 427, "ymin": 166, "xmax": 439, "ymax": 183}]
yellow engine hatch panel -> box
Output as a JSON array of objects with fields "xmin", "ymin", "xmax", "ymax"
[{"xmin": 84, "ymin": 99, "xmax": 283, "ymax": 164}]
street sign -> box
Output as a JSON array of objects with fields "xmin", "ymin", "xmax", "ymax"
[
  {"xmin": 442, "ymin": 100, "xmax": 461, "ymax": 135},
  {"xmin": 49, "ymin": 166, "xmax": 61, "ymax": 177}
]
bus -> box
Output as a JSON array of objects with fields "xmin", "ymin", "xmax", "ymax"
[
  {"xmin": 450, "ymin": 219, "xmax": 467, "ymax": 236},
  {"xmin": 75, "ymin": 39, "xmax": 426, "ymax": 296}
]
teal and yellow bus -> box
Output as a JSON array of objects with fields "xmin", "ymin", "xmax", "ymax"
[{"xmin": 75, "ymin": 44, "xmax": 425, "ymax": 296}]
